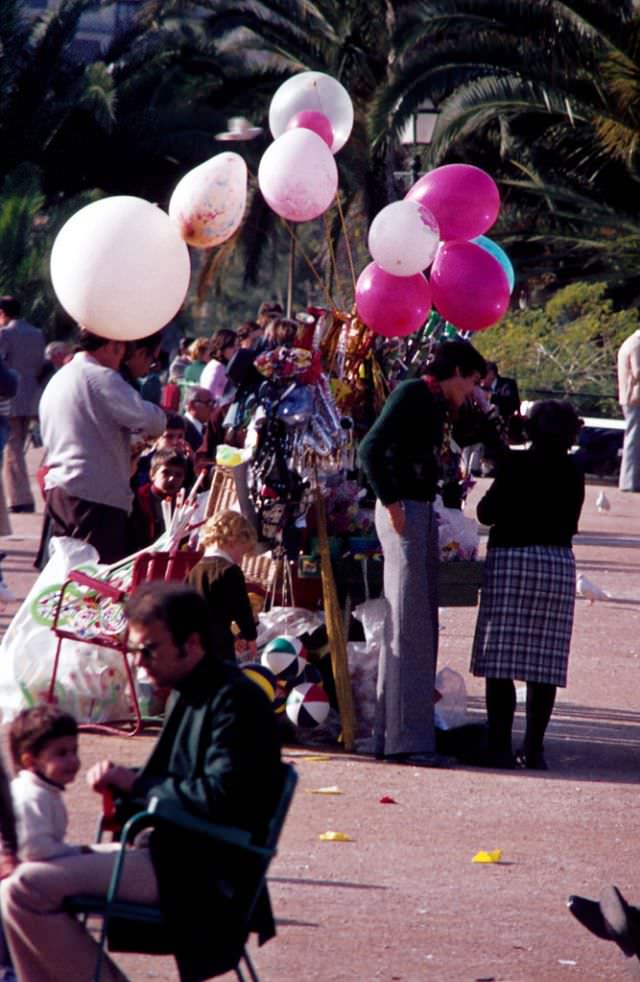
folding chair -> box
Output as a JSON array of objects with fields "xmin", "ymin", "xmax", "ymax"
[
  {"xmin": 47, "ymin": 549, "xmax": 202, "ymax": 736},
  {"xmin": 65, "ymin": 762, "xmax": 298, "ymax": 982}
]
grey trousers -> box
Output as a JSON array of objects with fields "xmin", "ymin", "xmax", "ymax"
[
  {"xmin": 619, "ymin": 404, "xmax": 640, "ymax": 491},
  {"xmin": 4, "ymin": 416, "xmax": 34, "ymax": 508},
  {"xmin": 0, "ymin": 843, "xmax": 159, "ymax": 982},
  {"xmin": 374, "ymin": 499, "xmax": 439, "ymax": 756}
]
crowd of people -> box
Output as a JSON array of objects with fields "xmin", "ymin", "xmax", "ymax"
[{"xmin": 0, "ymin": 291, "xmax": 634, "ymax": 977}]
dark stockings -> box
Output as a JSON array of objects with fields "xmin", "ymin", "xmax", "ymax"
[{"xmin": 485, "ymin": 678, "xmax": 557, "ymax": 757}]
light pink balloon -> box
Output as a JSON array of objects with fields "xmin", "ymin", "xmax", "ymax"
[
  {"xmin": 285, "ymin": 110, "xmax": 334, "ymax": 149},
  {"xmin": 406, "ymin": 164, "xmax": 500, "ymax": 241},
  {"xmin": 430, "ymin": 241, "xmax": 510, "ymax": 332},
  {"xmin": 258, "ymin": 129, "xmax": 338, "ymax": 222},
  {"xmin": 355, "ymin": 262, "xmax": 432, "ymax": 337}
]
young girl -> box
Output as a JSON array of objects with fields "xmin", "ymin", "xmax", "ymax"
[
  {"xmin": 187, "ymin": 510, "xmax": 258, "ymax": 663},
  {"xmin": 470, "ymin": 400, "xmax": 585, "ymax": 769}
]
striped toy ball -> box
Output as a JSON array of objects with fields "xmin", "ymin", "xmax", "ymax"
[
  {"xmin": 261, "ymin": 635, "xmax": 307, "ymax": 683},
  {"xmin": 242, "ymin": 663, "xmax": 277, "ymax": 702},
  {"xmin": 285, "ymin": 682, "xmax": 330, "ymax": 728}
]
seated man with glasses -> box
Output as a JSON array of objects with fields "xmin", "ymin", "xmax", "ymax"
[{"xmin": 0, "ymin": 583, "xmax": 282, "ymax": 982}]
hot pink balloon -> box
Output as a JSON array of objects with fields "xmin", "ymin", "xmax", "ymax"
[
  {"xmin": 430, "ymin": 241, "xmax": 510, "ymax": 332},
  {"xmin": 355, "ymin": 262, "xmax": 431, "ymax": 337},
  {"xmin": 285, "ymin": 110, "xmax": 334, "ymax": 149},
  {"xmin": 406, "ymin": 164, "xmax": 500, "ymax": 241}
]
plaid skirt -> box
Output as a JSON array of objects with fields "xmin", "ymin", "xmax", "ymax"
[{"xmin": 470, "ymin": 546, "xmax": 576, "ymax": 686}]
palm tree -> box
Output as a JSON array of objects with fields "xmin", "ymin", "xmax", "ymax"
[{"xmin": 377, "ymin": 0, "xmax": 640, "ymax": 289}]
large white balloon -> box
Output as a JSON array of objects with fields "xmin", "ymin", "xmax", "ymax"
[
  {"xmin": 269, "ymin": 71, "xmax": 353, "ymax": 153},
  {"xmin": 368, "ymin": 200, "xmax": 440, "ymax": 276},
  {"xmin": 168, "ymin": 152, "xmax": 247, "ymax": 248},
  {"xmin": 50, "ymin": 197, "xmax": 191, "ymax": 341},
  {"xmin": 258, "ymin": 129, "xmax": 338, "ymax": 222}
]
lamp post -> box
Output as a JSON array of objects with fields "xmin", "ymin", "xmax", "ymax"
[{"xmin": 397, "ymin": 98, "xmax": 441, "ymax": 188}]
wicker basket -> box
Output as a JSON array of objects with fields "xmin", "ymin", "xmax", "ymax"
[{"xmin": 438, "ymin": 560, "xmax": 484, "ymax": 607}]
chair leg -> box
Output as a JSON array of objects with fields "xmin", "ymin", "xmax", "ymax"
[
  {"xmin": 241, "ymin": 948, "xmax": 260, "ymax": 982},
  {"xmin": 47, "ymin": 636, "xmax": 64, "ymax": 702}
]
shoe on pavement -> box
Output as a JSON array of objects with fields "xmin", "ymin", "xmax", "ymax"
[{"xmin": 385, "ymin": 752, "xmax": 456, "ymax": 768}]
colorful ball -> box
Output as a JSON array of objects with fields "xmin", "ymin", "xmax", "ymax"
[
  {"xmin": 261, "ymin": 636, "xmax": 307, "ymax": 683},
  {"xmin": 242, "ymin": 663, "xmax": 277, "ymax": 702},
  {"xmin": 286, "ymin": 682, "xmax": 330, "ymax": 728}
]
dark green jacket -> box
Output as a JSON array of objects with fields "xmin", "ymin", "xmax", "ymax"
[{"xmin": 121, "ymin": 656, "xmax": 281, "ymax": 981}]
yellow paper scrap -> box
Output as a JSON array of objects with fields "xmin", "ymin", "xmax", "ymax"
[
  {"xmin": 319, "ymin": 831, "xmax": 353, "ymax": 842},
  {"xmin": 472, "ymin": 849, "xmax": 503, "ymax": 864},
  {"xmin": 306, "ymin": 786, "xmax": 343, "ymax": 795},
  {"xmin": 298, "ymin": 754, "xmax": 332, "ymax": 762}
]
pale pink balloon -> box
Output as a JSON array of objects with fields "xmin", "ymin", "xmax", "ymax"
[
  {"xmin": 406, "ymin": 164, "xmax": 500, "ymax": 241},
  {"xmin": 258, "ymin": 129, "xmax": 338, "ymax": 222},
  {"xmin": 430, "ymin": 241, "xmax": 510, "ymax": 332},
  {"xmin": 285, "ymin": 110, "xmax": 334, "ymax": 148},
  {"xmin": 355, "ymin": 262, "xmax": 432, "ymax": 337}
]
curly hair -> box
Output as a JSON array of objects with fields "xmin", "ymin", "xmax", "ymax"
[
  {"xmin": 201, "ymin": 509, "xmax": 257, "ymax": 552},
  {"xmin": 9, "ymin": 705, "xmax": 78, "ymax": 770},
  {"xmin": 525, "ymin": 400, "xmax": 583, "ymax": 452},
  {"xmin": 188, "ymin": 337, "xmax": 211, "ymax": 362}
]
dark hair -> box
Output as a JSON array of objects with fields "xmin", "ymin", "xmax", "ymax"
[
  {"xmin": 236, "ymin": 321, "xmax": 260, "ymax": 341},
  {"xmin": 150, "ymin": 448, "xmax": 189, "ymax": 474},
  {"xmin": 425, "ymin": 340, "xmax": 487, "ymax": 381},
  {"xmin": 124, "ymin": 331, "xmax": 164, "ymax": 358},
  {"xmin": 264, "ymin": 317, "xmax": 298, "ymax": 347},
  {"xmin": 164, "ymin": 414, "xmax": 186, "ymax": 432},
  {"xmin": 210, "ymin": 329, "xmax": 237, "ymax": 361},
  {"xmin": 484, "ymin": 361, "xmax": 498, "ymax": 375},
  {"xmin": 125, "ymin": 582, "xmax": 214, "ymax": 652},
  {"xmin": 76, "ymin": 328, "xmax": 112, "ymax": 352},
  {"xmin": 9, "ymin": 706, "xmax": 78, "ymax": 770},
  {"xmin": 525, "ymin": 400, "xmax": 582, "ymax": 452},
  {"xmin": 0, "ymin": 297, "xmax": 21, "ymax": 319}
]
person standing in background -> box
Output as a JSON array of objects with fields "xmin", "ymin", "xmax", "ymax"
[
  {"xmin": 200, "ymin": 329, "xmax": 238, "ymax": 405},
  {"xmin": 617, "ymin": 327, "xmax": 640, "ymax": 492},
  {"xmin": 0, "ymin": 297, "xmax": 45, "ymax": 514}
]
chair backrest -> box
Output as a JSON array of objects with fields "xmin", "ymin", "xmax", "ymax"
[
  {"xmin": 264, "ymin": 763, "xmax": 298, "ymax": 853},
  {"xmin": 130, "ymin": 550, "xmax": 202, "ymax": 590}
]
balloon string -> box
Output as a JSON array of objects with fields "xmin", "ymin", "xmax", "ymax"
[
  {"xmin": 324, "ymin": 211, "xmax": 343, "ymax": 310},
  {"xmin": 334, "ymin": 192, "xmax": 357, "ymax": 296},
  {"xmin": 278, "ymin": 216, "xmax": 336, "ymax": 309}
]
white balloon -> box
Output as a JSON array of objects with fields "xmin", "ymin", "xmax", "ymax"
[
  {"xmin": 50, "ymin": 196, "xmax": 191, "ymax": 341},
  {"xmin": 258, "ymin": 129, "xmax": 338, "ymax": 222},
  {"xmin": 368, "ymin": 200, "xmax": 440, "ymax": 276},
  {"xmin": 168, "ymin": 152, "xmax": 247, "ymax": 248},
  {"xmin": 269, "ymin": 71, "xmax": 353, "ymax": 153}
]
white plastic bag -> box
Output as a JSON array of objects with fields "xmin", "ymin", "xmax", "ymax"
[
  {"xmin": 256, "ymin": 606, "xmax": 324, "ymax": 650},
  {"xmin": 0, "ymin": 537, "xmax": 131, "ymax": 724},
  {"xmin": 434, "ymin": 666, "xmax": 467, "ymax": 730},
  {"xmin": 349, "ymin": 598, "xmax": 388, "ymax": 741},
  {"xmin": 434, "ymin": 496, "xmax": 480, "ymax": 561}
]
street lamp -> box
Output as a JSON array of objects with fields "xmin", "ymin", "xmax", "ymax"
[{"xmin": 398, "ymin": 98, "xmax": 441, "ymax": 186}]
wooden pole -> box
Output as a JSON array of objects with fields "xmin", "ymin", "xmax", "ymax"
[{"xmin": 314, "ymin": 486, "xmax": 356, "ymax": 751}]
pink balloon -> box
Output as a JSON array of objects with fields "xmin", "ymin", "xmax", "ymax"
[
  {"xmin": 285, "ymin": 110, "xmax": 334, "ymax": 149},
  {"xmin": 406, "ymin": 164, "xmax": 500, "ymax": 241},
  {"xmin": 355, "ymin": 262, "xmax": 431, "ymax": 337},
  {"xmin": 430, "ymin": 241, "xmax": 510, "ymax": 332}
]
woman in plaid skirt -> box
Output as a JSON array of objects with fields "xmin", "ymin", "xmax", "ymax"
[{"xmin": 470, "ymin": 400, "xmax": 585, "ymax": 769}]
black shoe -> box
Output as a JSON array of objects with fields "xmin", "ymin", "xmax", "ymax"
[
  {"xmin": 465, "ymin": 749, "xmax": 515, "ymax": 769},
  {"xmin": 9, "ymin": 504, "xmax": 35, "ymax": 514},
  {"xmin": 599, "ymin": 885, "xmax": 640, "ymax": 958},
  {"xmin": 515, "ymin": 749, "xmax": 548, "ymax": 771},
  {"xmin": 385, "ymin": 752, "xmax": 456, "ymax": 768},
  {"xmin": 568, "ymin": 895, "xmax": 610, "ymax": 941}
]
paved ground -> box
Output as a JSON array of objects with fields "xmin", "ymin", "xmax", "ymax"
[{"xmin": 1, "ymin": 452, "xmax": 640, "ymax": 980}]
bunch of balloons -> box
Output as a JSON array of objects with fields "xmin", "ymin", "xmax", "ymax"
[
  {"xmin": 356, "ymin": 163, "xmax": 515, "ymax": 337},
  {"xmin": 258, "ymin": 71, "xmax": 353, "ymax": 222}
]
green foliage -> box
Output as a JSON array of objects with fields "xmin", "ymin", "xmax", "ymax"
[{"xmin": 474, "ymin": 282, "xmax": 637, "ymax": 415}]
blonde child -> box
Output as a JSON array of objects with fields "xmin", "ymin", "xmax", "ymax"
[{"xmin": 188, "ymin": 510, "xmax": 258, "ymax": 663}]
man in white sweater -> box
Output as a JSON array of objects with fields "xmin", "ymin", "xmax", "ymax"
[{"xmin": 39, "ymin": 329, "xmax": 166, "ymax": 563}]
